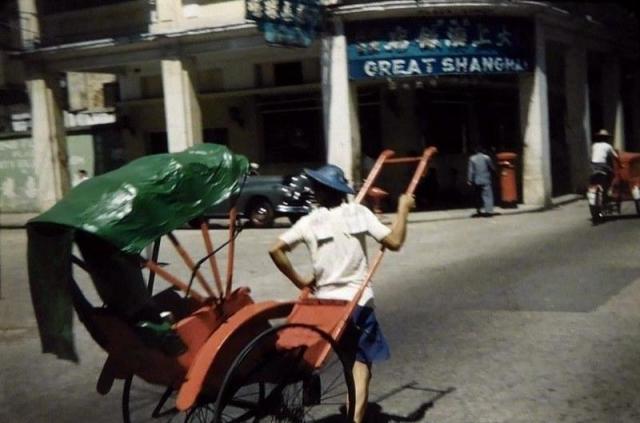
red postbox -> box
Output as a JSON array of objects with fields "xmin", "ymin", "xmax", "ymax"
[{"xmin": 496, "ymin": 152, "xmax": 518, "ymax": 207}]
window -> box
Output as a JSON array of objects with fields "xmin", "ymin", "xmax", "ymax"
[
  {"xmin": 423, "ymin": 102, "xmax": 468, "ymax": 155},
  {"xmin": 203, "ymin": 128, "xmax": 228, "ymax": 145},
  {"xmin": 263, "ymin": 110, "xmax": 324, "ymax": 163},
  {"xmin": 39, "ymin": 0, "xmax": 132, "ymax": 15},
  {"xmin": 273, "ymin": 62, "xmax": 303, "ymax": 86}
]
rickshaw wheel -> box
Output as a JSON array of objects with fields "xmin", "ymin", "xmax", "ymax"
[
  {"xmin": 210, "ymin": 324, "xmax": 355, "ymax": 423},
  {"xmin": 122, "ymin": 375, "xmax": 182, "ymax": 423}
]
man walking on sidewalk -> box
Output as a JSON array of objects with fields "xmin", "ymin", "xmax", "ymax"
[{"xmin": 467, "ymin": 146, "xmax": 496, "ymax": 217}]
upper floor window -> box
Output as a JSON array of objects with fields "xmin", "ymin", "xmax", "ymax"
[
  {"xmin": 38, "ymin": 0, "xmax": 133, "ymax": 15},
  {"xmin": 273, "ymin": 62, "xmax": 303, "ymax": 86}
]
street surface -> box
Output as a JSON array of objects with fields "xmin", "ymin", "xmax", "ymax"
[{"xmin": 1, "ymin": 200, "xmax": 640, "ymax": 422}]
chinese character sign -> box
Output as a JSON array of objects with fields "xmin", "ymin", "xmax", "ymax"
[
  {"xmin": 246, "ymin": 0, "xmax": 325, "ymax": 48},
  {"xmin": 347, "ymin": 17, "xmax": 534, "ymax": 79}
]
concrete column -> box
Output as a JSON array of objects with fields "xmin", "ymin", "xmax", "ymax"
[
  {"xmin": 519, "ymin": 20, "xmax": 552, "ymax": 207},
  {"xmin": 161, "ymin": 58, "xmax": 202, "ymax": 152},
  {"xmin": 28, "ymin": 76, "xmax": 70, "ymax": 210},
  {"xmin": 118, "ymin": 69, "xmax": 142, "ymax": 101},
  {"xmin": 321, "ymin": 19, "xmax": 361, "ymax": 184},
  {"xmin": 632, "ymin": 71, "xmax": 640, "ymax": 151},
  {"xmin": 18, "ymin": 0, "xmax": 40, "ymax": 49},
  {"xmin": 602, "ymin": 57, "xmax": 625, "ymax": 150},
  {"xmin": 565, "ymin": 45, "xmax": 591, "ymax": 193}
]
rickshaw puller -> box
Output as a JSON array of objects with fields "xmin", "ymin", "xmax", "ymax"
[
  {"xmin": 270, "ymin": 164, "xmax": 414, "ymax": 423},
  {"xmin": 590, "ymin": 128, "xmax": 620, "ymax": 196}
]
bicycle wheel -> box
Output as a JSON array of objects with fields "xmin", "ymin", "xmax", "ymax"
[
  {"xmin": 212, "ymin": 324, "xmax": 355, "ymax": 423},
  {"xmin": 123, "ymin": 375, "xmax": 184, "ymax": 423}
]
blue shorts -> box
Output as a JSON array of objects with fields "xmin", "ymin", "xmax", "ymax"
[{"xmin": 345, "ymin": 306, "xmax": 390, "ymax": 364}]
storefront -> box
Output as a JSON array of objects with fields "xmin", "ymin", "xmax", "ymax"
[{"xmin": 342, "ymin": 16, "xmax": 533, "ymax": 207}]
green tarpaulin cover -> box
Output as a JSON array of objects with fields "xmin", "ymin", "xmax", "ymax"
[{"xmin": 27, "ymin": 144, "xmax": 249, "ymax": 361}]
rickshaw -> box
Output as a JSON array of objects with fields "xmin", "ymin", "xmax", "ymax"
[
  {"xmin": 27, "ymin": 144, "xmax": 437, "ymax": 422},
  {"xmin": 588, "ymin": 151, "xmax": 640, "ymax": 224}
]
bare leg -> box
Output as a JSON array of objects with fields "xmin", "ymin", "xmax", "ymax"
[{"xmin": 352, "ymin": 360, "xmax": 371, "ymax": 423}]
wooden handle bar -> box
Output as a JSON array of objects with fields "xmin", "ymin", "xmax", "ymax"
[
  {"xmin": 167, "ymin": 232, "xmax": 215, "ymax": 298},
  {"xmin": 384, "ymin": 157, "xmax": 422, "ymax": 164},
  {"xmin": 355, "ymin": 149, "xmax": 395, "ymax": 204},
  {"xmin": 225, "ymin": 207, "xmax": 237, "ymax": 298},
  {"xmin": 406, "ymin": 146, "xmax": 438, "ymax": 195},
  {"xmin": 200, "ymin": 222, "xmax": 224, "ymax": 299},
  {"xmin": 144, "ymin": 260, "xmax": 205, "ymax": 303}
]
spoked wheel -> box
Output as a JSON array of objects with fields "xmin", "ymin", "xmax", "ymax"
[
  {"xmin": 210, "ymin": 324, "xmax": 355, "ymax": 423},
  {"xmin": 589, "ymin": 205, "xmax": 603, "ymax": 224},
  {"xmin": 247, "ymin": 198, "xmax": 275, "ymax": 228},
  {"xmin": 123, "ymin": 376, "xmax": 184, "ymax": 423},
  {"xmin": 589, "ymin": 188, "xmax": 604, "ymax": 225}
]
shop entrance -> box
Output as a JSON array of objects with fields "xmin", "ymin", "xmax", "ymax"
[{"xmin": 415, "ymin": 78, "xmax": 521, "ymax": 209}]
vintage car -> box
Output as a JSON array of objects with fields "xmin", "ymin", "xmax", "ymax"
[{"xmin": 197, "ymin": 171, "xmax": 314, "ymax": 228}]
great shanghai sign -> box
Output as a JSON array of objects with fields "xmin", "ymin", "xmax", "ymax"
[{"xmin": 347, "ymin": 17, "xmax": 534, "ymax": 80}]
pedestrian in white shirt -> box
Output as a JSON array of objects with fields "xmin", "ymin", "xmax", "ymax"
[
  {"xmin": 269, "ymin": 164, "xmax": 414, "ymax": 423},
  {"xmin": 590, "ymin": 129, "xmax": 619, "ymax": 192}
]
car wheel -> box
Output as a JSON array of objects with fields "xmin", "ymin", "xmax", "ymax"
[
  {"xmin": 188, "ymin": 217, "xmax": 205, "ymax": 229},
  {"xmin": 247, "ymin": 198, "xmax": 275, "ymax": 228},
  {"xmin": 288, "ymin": 215, "xmax": 301, "ymax": 225}
]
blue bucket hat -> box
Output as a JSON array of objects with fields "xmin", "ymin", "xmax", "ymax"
[{"xmin": 304, "ymin": 164, "xmax": 355, "ymax": 194}]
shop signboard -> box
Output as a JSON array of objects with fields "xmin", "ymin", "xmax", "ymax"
[
  {"xmin": 246, "ymin": 0, "xmax": 325, "ymax": 47},
  {"xmin": 0, "ymin": 137, "xmax": 38, "ymax": 212},
  {"xmin": 347, "ymin": 17, "xmax": 534, "ymax": 80}
]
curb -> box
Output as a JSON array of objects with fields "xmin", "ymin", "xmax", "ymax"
[{"xmin": 0, "ymin": 196, "xmax": 585, "ymax": 229}]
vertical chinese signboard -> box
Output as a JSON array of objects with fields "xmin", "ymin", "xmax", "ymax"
[
  {"xmin": 246, "ymin": 0, "xmax": 325, "ymax": 47},
  {"xmin": 346, "ymin": 17, "xmax": 534, "ymax": 79}
]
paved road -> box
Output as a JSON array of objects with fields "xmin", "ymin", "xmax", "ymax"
[{"xmin": 1, "ymin": 200, "xmax": 640, "ymax": 422}]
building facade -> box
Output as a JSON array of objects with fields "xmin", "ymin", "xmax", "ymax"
[{"xmin": 4, "ymin": 0, "xmax": 640, "ymax": 212}]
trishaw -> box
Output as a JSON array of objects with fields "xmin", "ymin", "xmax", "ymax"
[
  {"xmin": 588, "ymin": 151, "xmax": 640, "ymax": 224},
  {"xmin": 27, "ymin": 144, "xmax": 437, "ymax": 422}
]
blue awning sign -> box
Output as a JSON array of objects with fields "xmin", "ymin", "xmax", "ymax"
[
  {"xmin": 246, "ymin": 0, "xmax": 325, "ymax": 48},
  {"xmin": 347, "ymin": 18, "xmax": 534, "ymax": 79}
]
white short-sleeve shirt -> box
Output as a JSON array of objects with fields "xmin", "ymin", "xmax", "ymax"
[
  {"xmin": 279, "ymin": 202, "xmax": 391, "ymax": 306},
  {"xmin": 591, "ymin": 142, "xmax": 615, "ymax": 164}
]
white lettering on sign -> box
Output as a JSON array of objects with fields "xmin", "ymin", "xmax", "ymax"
[
  {"xmin": 454, "ymin": 57, "xmax": 468, "ymax": 73},
  {"xmin": 421, "ymin": 58, "xmax": 437, "ymax": 73},
  {"xmin": 442, "ymin": 57, "xmax": 454, "ymax": 72},
  {"xmin": 364, "ymin": 61, "xmax": 378, "ymax": 77},
  {"xmin": 359, "ymin": 56, "xmax": 528, "ymax": 77},
  {"xmin": 378, "ymin": 60, "xmax": 392, "ymax": 76},
  {"xmin": 406, "ymin": 59, "xmax": 422, "ymax": 75},
  {"xmin": 482, "ymin": 57, "xmax": 494, "ymax": 71},
  {"xmin": 469, "ymin": 57, "xmax": 481, "ymax": 72}
]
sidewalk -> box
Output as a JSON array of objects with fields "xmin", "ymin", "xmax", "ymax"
[{"xmin": 0, "ymin": 194, "xmax": 583, "ymax": 228}]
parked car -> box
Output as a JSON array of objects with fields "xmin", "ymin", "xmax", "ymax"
[{"xmin": 194, "ymin": 170, "xmax": 314, "ymax": 228}]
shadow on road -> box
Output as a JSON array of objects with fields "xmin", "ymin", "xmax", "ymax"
[{"xmin": 366, "ymin": 382, "xmax": 455, "ymax": 422}]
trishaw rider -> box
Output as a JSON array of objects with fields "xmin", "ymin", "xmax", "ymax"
[
  {"xmin": 591, "ymin": 128, "xmax": 620, "ymax": 194},
  {"xmin": 269, "ymin": 164, "xmax": 415, "ymax": 423}
]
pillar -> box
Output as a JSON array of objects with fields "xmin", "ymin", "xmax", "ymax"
[
  {"xmin": 321, "ymin": 19, "xmax": 361, "ymax": 183},
  {"xmin": 602, "ymin": 57, "xmax": 625, "ymax": 150},
  {"xmin": 519, "ymin": 19, "xmax": 552, "ymax": 206},
  {"xmin": 151, "ymin": 0, "xmax": 182, "ymax": 31},
  {"xmin": 28, "ymin": 75, "xmax": 70, "ymax": 210},
  {"xmin": 565, "ymin": 45, "xmax": 591, "ymax": 193},
  {"xmin": 18, "ymin": 0, "xmax": 40, "ymax": 49},
  {"xmin": 161, "ymin": 58, "xmax": 202, "ymax": 152}
]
